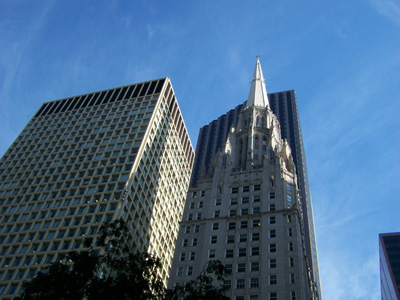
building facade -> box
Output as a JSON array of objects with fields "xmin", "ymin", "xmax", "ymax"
[
  {"xmin": 189, "ymin": 69, "xmax": 321, "ymax": 299},
  {"xmin": 0, "ymin": 78, "xmax": 194, "ymax": 298},
  {"xmin": 169, "ymin": 58, "xmax": 317, "ymax": 299},
  {"xmin": 380, "ymin": 232, "xmax": 400, "ymax": 300}
]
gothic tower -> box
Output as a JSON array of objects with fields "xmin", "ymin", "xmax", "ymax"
[{"xmin": 168, "ymin": 58, "xmax": 317, "ymax": 300}]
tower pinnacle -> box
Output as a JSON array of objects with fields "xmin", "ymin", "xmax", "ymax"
[{"xmin": 246, "ymin": 56, "xmax": 269, "ymax": 108}]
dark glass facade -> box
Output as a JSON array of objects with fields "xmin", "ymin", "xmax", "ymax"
[{"xmin": 380, "ymin": 233, "xmax": 400, "ymax": 300}]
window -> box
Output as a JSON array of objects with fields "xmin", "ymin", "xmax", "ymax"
[
  {"xmin": 269, "ymin": 229, "xmax": 276, "ymax": 238},
  {"xmin": 252, "ymin": 232, "xmax": 260, "ymax": 241},
  {"xmin": 237, "ymin": 263, "xmax": 246, "ymax": 272},
  {"xmin": 210, "ymin": 236, "xmax": 218, "ymax": 244},
  {"xmin": 270, "ymin": 292, "xmax": 277, "ymax": 300},
  {"xmin": 288, "ymin": 215, "xmax": 292, "ymax": 223},
  {"xmin": 269, "ymin": 259, "xmax": 277, "ymax": 268},
  {"xmin": 270, "ymin": 244, "xmax": 276, "ymax": 253},
  {"xmin": 215, "ymin": 199, "xmax": 221, "ymax": 206},
  {"xmin": 288, "ymin": 242, "xmax": 293, "ymax": 251},
  {"xmin": 291, "ymin": 291, "xmax": 296, "ymax": 300},
  {"xmin": 251, "ymin": 261, "xmax": 259, "ymax": 271},
  {"xmin": 236, "ymin": 279, "xmax": 245, "ymax": 289},
  {"xmin": 240, "ymin": 221, "xmax": 248, "ymax": 229},
  {"xmin": 242, "ymin": 186, "xmax": 250, "ymax": 192},
  {"xmin": 212, "ymin": 223, "xmax": 219, "ymax": 230},
  {"xmin": 288, "ymin": 228, "xmax": 292, "ymax": 236},
  {"xmin": 269, "ymin": 192, "xmax": 275, "ymax": 199},
  {"xmin": 290, "ymin": 273, "xmax": 295, "ymax": 284},
  {"xmin": 187, "ymin": 266, "xmax": 193, "ymax": 276},
  {"xmin": 252, "ymin": 247, "xmax": 260, "ymax": 256},
  {"xmin": 194, "ymin": 225, "xmax": 200, "ymax": 233},
  {"xmin": 223, "ymin": 280, "xmax": 231, "ymax": 290},
  {"xmin": 190, "ymin": 252, "xmax": 196, "ymax": 261},
  {"xmin": 231, "ymin": 187, "xmax": 239, "ymax": 194},
  {"xmin": 187, "ymin": 214, "xmax": 193, "ymax": 221},
  {"xmin": 228, "ymin": 222, "xmax": 236, "ymax": 230},
  {"xmin": 192, "ymin": 191, "xmax": 197, "ymax": 198},
  {"xmin": 225, "ymin": 264, "xmax": 233, "ymax": 274},
  {"xmin": 241, "ymin": 208, "xmax": 248, "ymax": 215},
  {"xmin": 180, "ymin": 253, "xmax": 186, "ymax": 261},
  {"xmin": 289, "ymin": 257, "xmax": 294, "ymax": 267},
  {"xmin": 192, "ymin": 238, "xmax": 198, "ymax": 246},
  {"xmin": 238, "ymin": 248, "xmax": 246, "ymax": 257},
  {"xmin": 177, "ymin": 267, "xmax": 183, "ymax": 276},
  {"xmin": 252, "ymin": 219, "xmax": 260, "ymax": 227},
  {"xmin": 253, "ymin": 207, "xmax": 260, "ymax": 214},
  {"xmin": 269, "ymin": 204, "xmax": 276, "ymax": 211},
  {"xmin": 269, "ymin": 275, "xmax": 277, "ymax": 285},
  {"xmin": 227, "ymin": 235, "xmax": 234, "ymax": 244},
  {"xmin": 196, "ymin": 213, "xmax": 202, "ymax": 220},
  {"xmin": 241, "ymin": 197, "xmax": 249, "ymax": 204},
  {"xmin": 269, "ymin": 216, "xmax": 276, "ymax": 224},
  {"xmin": 214, "ymin": 210, "xmax": 220, "ymax": 218},
  {"xmin": 200, "ymin": 190, "xmax": 205, "ymax": 197},
  {"xmin": 230, "ymin": 198, "xmax": 237, "ymax": 205},
  {"xmin": 185, "ymin": 226, "xmax": 190, "ymax": 234},
  {"xmin": 253, "ymin": 195, "xmax": 260, "ymax": 202},
  {"xmin": 198, "ymin": 201, "xmax": 203, "ymax": 208},
  {"xmin": 225, "ymin": 249, "xmax": 234, "ymax": 258},
  {"xmin": 239, "ymin": 234, "xmax": 247, "ymax": 242},
  {"xmin": 253, "ymin": 184, "xmax": 261, "ymax": 191},
  {"xmin": 229, "ymin": 210, "xmax": 237, "ymax": 217},
  {"xmin": 189, "ymin": 202, "xmax": 195, "ymax": 209},
  {"xmin": 250, "ymin": 278, "xmax": 259, "ymax": 288}
]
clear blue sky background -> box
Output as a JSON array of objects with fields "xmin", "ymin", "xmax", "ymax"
[{"xmin": 1, "ymin": 1, "xmax": 399, "ymax": 299}]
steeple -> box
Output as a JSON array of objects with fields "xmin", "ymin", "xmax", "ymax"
[{"xmin": 245, "ymin": 56, "xmax": 269, "ymax": 108}]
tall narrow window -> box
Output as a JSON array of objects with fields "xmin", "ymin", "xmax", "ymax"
[
  {"xmin": 262, "ymin": 138, "xmax": 267, "ymax": 156},
  {"xmin": 254, "ymin": 136, "xmax": 259, "ymax": 165}
]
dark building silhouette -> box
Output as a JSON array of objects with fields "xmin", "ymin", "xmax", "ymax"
[{"xmin": 380, "ymin": 232, "xmax": 400, "ymax": 300}]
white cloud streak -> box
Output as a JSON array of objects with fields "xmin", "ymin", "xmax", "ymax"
[{"xmin": 369, "ymin": 0, "xmax": 400, "ymax": 26}]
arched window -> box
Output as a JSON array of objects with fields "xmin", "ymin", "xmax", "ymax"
[
  {"xmin": 239, "ymin": 139, "xmax": 243, "ymax": 167},
  {"xmin": 254, "ymin": 136, "xmax": 259, "ymax": 166},
  {"xmin": 262, "ymin": 138, "xmax": 267, "ymax": 156}
]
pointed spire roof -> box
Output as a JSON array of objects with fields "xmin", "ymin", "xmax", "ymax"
[{"xmin": 246, "ymin": 56, "xmax": 269, "ymax": 108}]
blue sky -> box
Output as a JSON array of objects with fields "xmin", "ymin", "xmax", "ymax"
[{"xmin": 1, "ymin": 1, "xmax": 399, "ymax": 299}]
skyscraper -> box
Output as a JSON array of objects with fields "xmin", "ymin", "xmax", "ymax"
[
  {"xmin": 189, "ymin": 66, "xmax": 321, "ymax": 299},
  {"xmin": 380, "ymin": 232, "xmax": 400, "ymax": 300},
  {"xmin": 169, "ymin": 58, "xmax": 319, "ymax": 299},
  {"xmin": 0, "ymin": 78, "xmax": 194, "ymax": 298}
]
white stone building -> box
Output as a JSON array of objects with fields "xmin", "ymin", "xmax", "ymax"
[{"xmin": 168, "ymin": 58, "xmax": 317, "ymax": 300}]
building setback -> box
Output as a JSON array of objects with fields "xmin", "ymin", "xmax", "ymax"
[
  {"xmin": 189, "ymin": 67, "xmax": 321, "ymax": 299},
  {"xmin": 380, "ymin": 232, "xmax": 400, "ymax": 300},
  {"xmin": 169, "ymin": 58, "xmax": 318, "ymax": 299},
  {"xmin": 0, "ymin": 78, "xmax": 194, "ymax": 298}
]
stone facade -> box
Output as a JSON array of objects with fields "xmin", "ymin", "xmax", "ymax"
[{"xmin": 169, "ymin": 58, "xmax": 316, "ymax": 300}]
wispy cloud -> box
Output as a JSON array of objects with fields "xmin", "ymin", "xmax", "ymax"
[
  {"xmin": 320, "ymin": 252, "xmax": 380, "ymax": 300},
  {"xmin": 369, "ymin": 0, "xmax": 400, "ymax": 26}
]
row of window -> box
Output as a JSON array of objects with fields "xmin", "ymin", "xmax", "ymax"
[
  {"xmin": 0, "ymin": 213, "xmax": 113, "ymax": 245},
  {"xmin": 179, "ymin": 242, "xmax": 294, "ymax": 262},
  {"xmin": 231, "ymin": 184, "xmax": 261, "ymax": 194},
  {"xmin": 183, "ymin": 215, "xmax": 292, "ymax": 234},
  {"xmin": 183, "ymin": 228, "xmax": 293, "ymax": 249}
]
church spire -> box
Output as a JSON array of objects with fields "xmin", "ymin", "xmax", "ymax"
[{"xmin": 245, "ymin": 56, "xmax": 269, "ymax": 108}]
